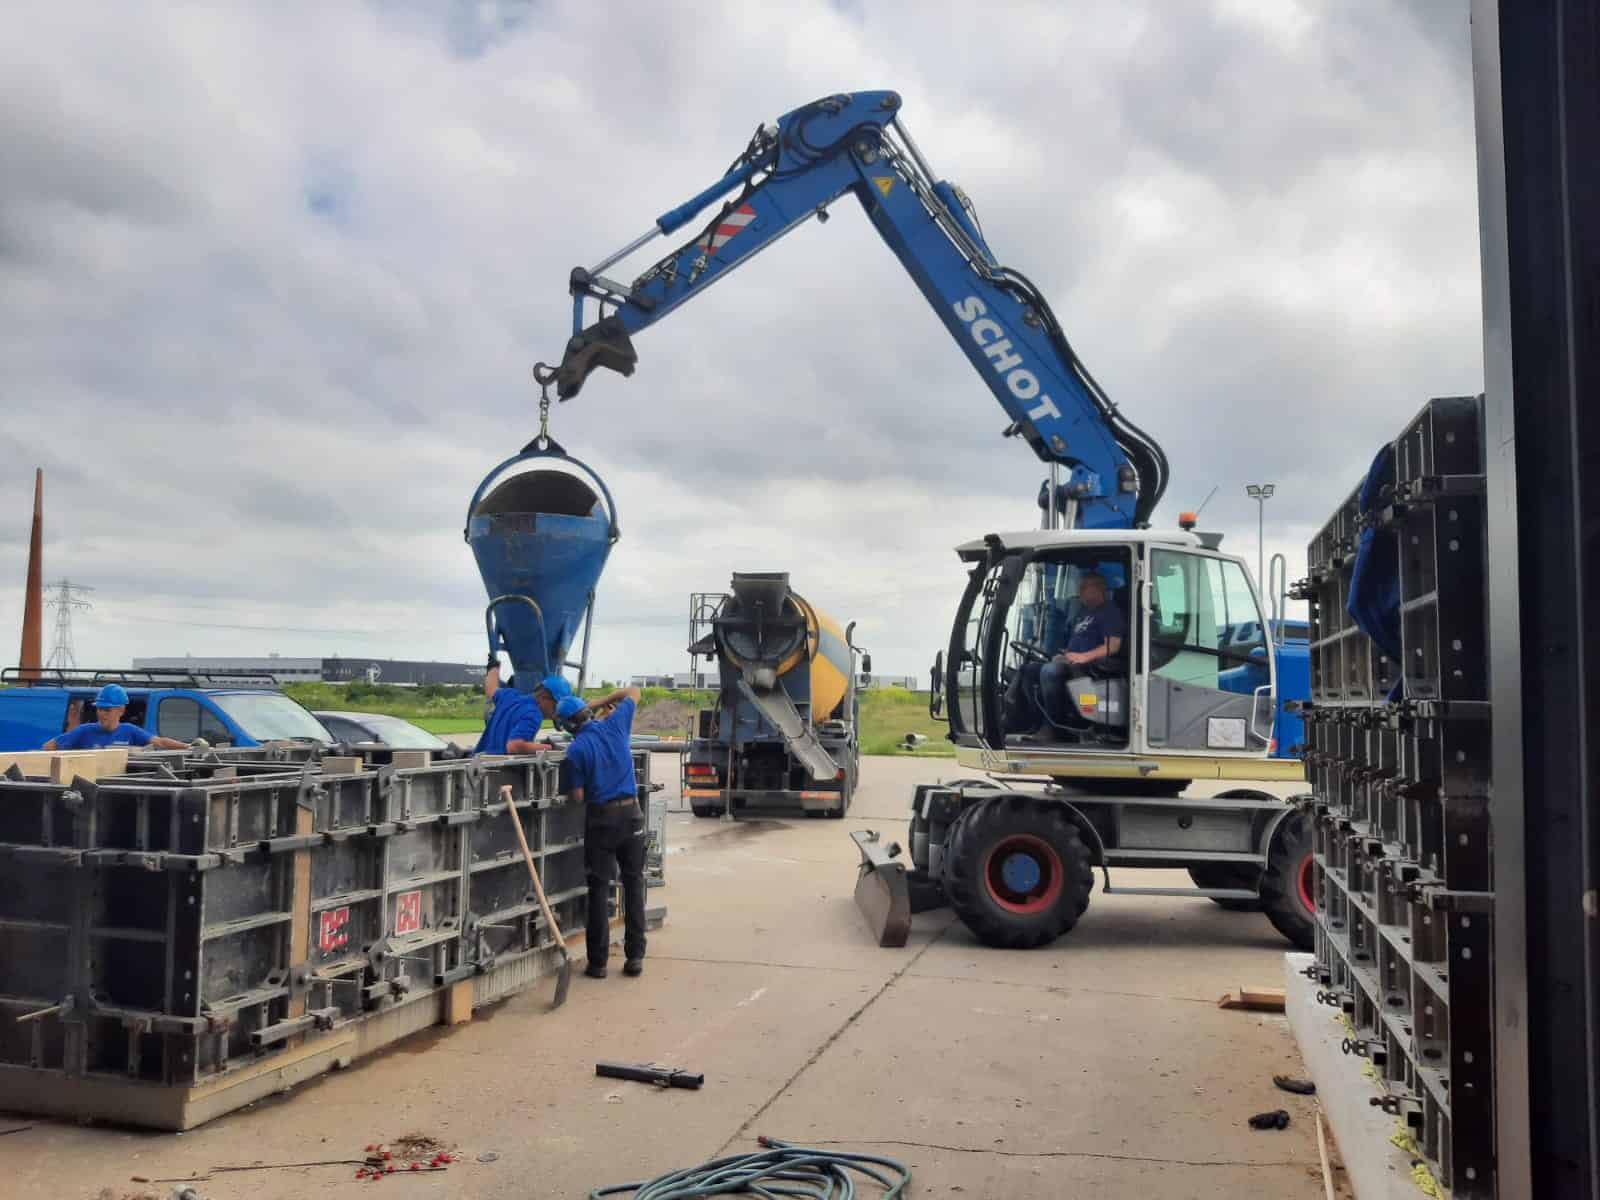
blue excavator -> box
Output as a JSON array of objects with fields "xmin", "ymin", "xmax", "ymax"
[{"xmin": 525, "ymin": 90, "xmax": 1314, "ymax": 952}]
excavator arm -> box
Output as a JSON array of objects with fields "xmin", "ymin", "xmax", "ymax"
[{"xmin": 553, "ymin": 90, "xmax": 1169, "ymax": 530}]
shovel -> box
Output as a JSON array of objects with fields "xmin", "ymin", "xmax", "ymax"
[{"xmin": 503, "ymin": 784, "xmax": 573, "ymax": 1008}]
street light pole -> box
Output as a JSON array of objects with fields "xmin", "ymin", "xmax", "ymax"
[{"xmin": 1245, "ymin": 483, "xmax": 1276, "ymax": 594}]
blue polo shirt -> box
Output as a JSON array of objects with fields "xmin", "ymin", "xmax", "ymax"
[
  {"xmin": 1065, "ymin": 604, "xmax": 1125, "ymax": 655},
  {"xmin": 53, "ymin": 722, "xmax": 154, "ymax": 750},
  {"xmin": 564, "ymin": 697, "xmax": 637, "ymax": 804},
  {"xmin": 474, "ymin": 686, "xmax": 544, "ymax": 755}
]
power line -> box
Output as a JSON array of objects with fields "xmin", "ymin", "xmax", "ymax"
[{"xmin": 44, "ymin": 579, "xmax": 93, "ymax": 670}]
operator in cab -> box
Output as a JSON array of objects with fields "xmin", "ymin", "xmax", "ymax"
[
  {"xmin": 1038, "ymin": 571, "xmax": 1125, "ymax": 730},
  {"xmin": 475, "ymin": 658, "xmax": 568, "ymax": 755},
  {"xmin": 556, "ymin": 685, "xmax": 647, "ymax": 981},
  {"xmin": 42, "ymin": 684, "xmax": 190, "ymax": 751}
]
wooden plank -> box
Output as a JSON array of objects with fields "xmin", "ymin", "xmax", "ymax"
[
  {"xmin": 50, "ymin": 748, "xmax": 128, "ymax": 784},
  {"xmin": 389, "ymin": 750, "xmax": 431, "ymax": 770},
  {"xmin": 1315, "ymin": 1110, "xmax": 1336, "ymax": 1200},
  {"xmin": 444, "ymin": 979, "xmax": 474, "ymax": 1026},
  {"xmin": 285, "ymin": 801, "xmax": 315, "ymax": 1041},
  {"xmin": 1217, "ymin": 985, "xmax": 1287, "ymax": 1012},
  {"xmin": 0, "ymin": 749, "xmax": 128, "ymax": 783},
  {"xmin": 319, "ymin": 756, "xmax": 360, "ymax": 776}
]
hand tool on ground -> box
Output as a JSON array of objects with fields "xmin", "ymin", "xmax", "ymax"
[
  {"xmin": 596, "ymin": 1061, "xmax": 704, "ymax": 1090},
  {"xmin": 503, "ymin": 783, "xmax": 572, "ymax": 1008}
]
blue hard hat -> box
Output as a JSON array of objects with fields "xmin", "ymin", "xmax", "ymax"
[
  {"xmin": 555, "ymin": 695, "xmax": 587, "ymax": 721},
  {"xmin": 94, "ymin": 683, "xmax": 129, "ymax": 708},
  {"xmin": 538, "ymin": 673, "xmax": 573, "ymax": 699}
]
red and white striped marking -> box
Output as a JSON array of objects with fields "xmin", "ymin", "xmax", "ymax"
[{"xmin": 697, "ymin": 203, "xmax": 756, "ymax": 255}]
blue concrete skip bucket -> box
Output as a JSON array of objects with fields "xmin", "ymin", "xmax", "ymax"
[{"xmin": 464, "ymin": 437, "xmax": 619, "ymax": 689}]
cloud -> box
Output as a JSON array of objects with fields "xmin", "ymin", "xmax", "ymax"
[{"xmin": 0, "ymin": 0, "xmax": 1481, "ymax": 680}]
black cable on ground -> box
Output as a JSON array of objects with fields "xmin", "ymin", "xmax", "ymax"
[{"xmin": 590, "ymin": 1136, "xmax": 912, "ymax": 1199}]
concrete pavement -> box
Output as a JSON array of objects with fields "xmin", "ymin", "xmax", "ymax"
[{"xmin": 1, "ymin": 755, "xmax": 1343, "ymax": 1198}]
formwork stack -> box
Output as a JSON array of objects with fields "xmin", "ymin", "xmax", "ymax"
[
  {"xmin": 0, "ymin": 745, "xmax": 653, "ymax": 1129},
  {"xmin": 1295, "ymin": 394, "xmax": 1492, "ymax": 1196}
]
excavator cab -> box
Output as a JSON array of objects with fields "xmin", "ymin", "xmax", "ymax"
[{"xmin": 938, "ymin": 530, "xmax": 1284, "ymax": 780}]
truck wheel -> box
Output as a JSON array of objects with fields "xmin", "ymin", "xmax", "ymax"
[
  {"xmin": 944, "ymin": 794, "xmax": 1094, "ymax": 949},
  {"xmin": 690, "ymin": 802, "xmax": 724, "ymax": 818},
  {"xmin": 1187, "ymin": 865, "xmax": 1262, "ymax": 911},
  {"xmin": 1260, "ymin": 811, "xmax": 1316, "ymax": 950}
]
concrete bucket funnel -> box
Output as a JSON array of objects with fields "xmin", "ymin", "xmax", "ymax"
[{"xmin": 464, "ymin": 438, "xmax": 619, "ymax": 689}]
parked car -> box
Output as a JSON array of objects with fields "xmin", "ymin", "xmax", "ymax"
[
  {"xmin": 0, "ymin": 669, "xmax": 335, "ymax": 752},
  {"xmin": 314, "ymin": 710, "xmax": 453, "ymax": 752}
]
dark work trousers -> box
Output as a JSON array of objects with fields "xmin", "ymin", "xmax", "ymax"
[{"xmin": 584, "ymin": 799, "xmax": 647, "ymax": 967}]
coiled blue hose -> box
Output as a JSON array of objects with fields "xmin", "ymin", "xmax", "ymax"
[{"xmin": 590, "ymin": 1136, "xmax": 912, "ymax": 1199}]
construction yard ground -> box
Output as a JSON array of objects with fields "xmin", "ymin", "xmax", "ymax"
[{"xmin": 2, "ymin": 755, "xmax": 1348, "ymax": 1199}]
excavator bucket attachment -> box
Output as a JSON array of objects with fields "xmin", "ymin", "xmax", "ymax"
[{"xmin": 850, "ymin": 830, "xmax": 911, "ymax": 948}]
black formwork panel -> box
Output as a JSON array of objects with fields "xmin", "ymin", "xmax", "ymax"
[
  {"xmin": 1298, "ymin": 395, "xmax": 1492, "ymax": 1197},
  {"xmin": 0, "ymin": 748, "xmax": 605, "ymax": 1127}
]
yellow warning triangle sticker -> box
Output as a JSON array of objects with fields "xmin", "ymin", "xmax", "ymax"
[{"xmin": 872, "ymin": 176, "xmax": 894, "ymax": 198}]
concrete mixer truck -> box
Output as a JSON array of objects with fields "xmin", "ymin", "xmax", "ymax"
[{"xmin": 683, "ymin": 573, "xmax": 866, "ymax": 820}]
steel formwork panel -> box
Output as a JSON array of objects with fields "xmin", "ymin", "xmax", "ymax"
[
  {"xmin": 0, "ymin": 745, "xmax": 651, "ymax": 1128},
  {"xmin": 1297, "ymin": 395, "xmax": 1492, "ymax": 1197}
]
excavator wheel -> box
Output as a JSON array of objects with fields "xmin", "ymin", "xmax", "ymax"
[
  {"xmin": 1260, "ymin": 810, "xmax": 1316, "ymax": 950},
  {"xmin": 943, "ymin": 794, "xmax": 1094, "ymax": 949}
]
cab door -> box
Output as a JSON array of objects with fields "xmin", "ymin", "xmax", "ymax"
[
  {"xmin": 943, "ymin": 554, "xmax": 1009, "ymax": 746},
  {"xmin": 1141, "ymin": 546, "xmax": 1276, "ymax": 756}
]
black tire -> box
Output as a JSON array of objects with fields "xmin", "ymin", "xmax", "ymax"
[
  {"xmin": 944, "ymin": 794, "xmax": 1095, "ymax": 949},
  {"xmin": 1260, "ymin": 811, "xmax": 1316, "ymax": 950},
  {"xmin": 1187, "ymin": 865, "xmax": 1263, "ymax": 911},
  {"xmin": 690, "ymin": 802, "xmax": 724, "ymax": 818}
]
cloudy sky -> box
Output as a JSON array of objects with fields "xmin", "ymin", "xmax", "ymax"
[{"xmin": 0, "ymin": 0, "xmax": 1482, "ymax": 683}]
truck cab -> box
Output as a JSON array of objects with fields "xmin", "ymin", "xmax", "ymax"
[{"xmin": 0, "ymin": 669, "xmax": 335, "ymax": 752}]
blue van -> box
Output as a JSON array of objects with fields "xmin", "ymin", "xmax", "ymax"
[{"xmin": 0, "ymin": 669, "xmax": 334, "ymax": 753}]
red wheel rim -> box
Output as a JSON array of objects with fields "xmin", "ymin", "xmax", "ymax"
[
  {"xmin": 1296, "ymin": 852, "xmax": 1315, "ymax": 914},
  {"xmin": 983, "ymin": 834, "xmax": 1064, "ymax": 914}
]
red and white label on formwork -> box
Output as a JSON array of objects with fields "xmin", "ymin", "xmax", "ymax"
[
  {"xmin": 318, "ymin": 906, "xmax": 350, "ymax": 952},
  {"xmin": 395, "ymin": 890, "xmax": 423, "ymax": 935},
  {"xmin": 696, "ymin": 203, "xmax": 756, "ymax": 255}
]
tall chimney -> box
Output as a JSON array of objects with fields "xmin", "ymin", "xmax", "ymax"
[{"xmin": 18, "ymin": 469, "xmax": 43, "ymax": 680}]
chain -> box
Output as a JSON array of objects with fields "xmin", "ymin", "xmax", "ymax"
[{"xmin": 531, "ymin": 362, "xmax": 558, "ymax": 448}]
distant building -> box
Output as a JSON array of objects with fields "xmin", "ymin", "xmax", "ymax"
[
  {"xmin": 862, "ymin": 674, "xmax": 922, "ymax": 690},
  {"xmin": 321, "ymin": 657, "xmax": 482, "ymax": 686},
  {"xmin": 133, "ymin": 655, "xmax": 323, "ymax": 681},
  {"xmin": 133, "ymin": 655, "xmax": 482, "ymax": 687},
  {"xmin": 629, "ymin": 673, "xmax": 678, "ymax": 689}
]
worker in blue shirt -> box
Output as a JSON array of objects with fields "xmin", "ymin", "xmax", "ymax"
[
  {"xmin": 43, "ymin": 684, "xmax": 190, "ymax": 751},
  {"xmin": 1039, "ymin": 572, "xmax": 1126, "ymax": 730},
  {"xmin": 557, "ymin": 685, "xmax": 646, "ymax": 979},
  {"xmin": 474, "ymin": 657, "xmax": 570, "ymax": 755}
]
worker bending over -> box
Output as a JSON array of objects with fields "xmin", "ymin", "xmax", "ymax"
[
  {"xmin": 557, "ymin": 685, "xmax": 647, "ymax": 979},
  {"xmin": 475, "ymin": 657, "xmax": 569, "ymax": 755},
  {"xmin": 43, "ymin": 684, "xmax": 190, "ymax": 751}
]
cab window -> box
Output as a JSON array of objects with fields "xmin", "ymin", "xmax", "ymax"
[{"xmin": 1149, "ymin": 550, "xmax": 1265, "ymax": 687}]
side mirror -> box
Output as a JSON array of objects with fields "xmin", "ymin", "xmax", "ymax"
[
  {"xmin": 929, "ymin": 651, "xmax": 945, "ymax": 720},
  {"xmin": 860, "ymin": 653, "xmax": 872, "ymax": 678}
]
